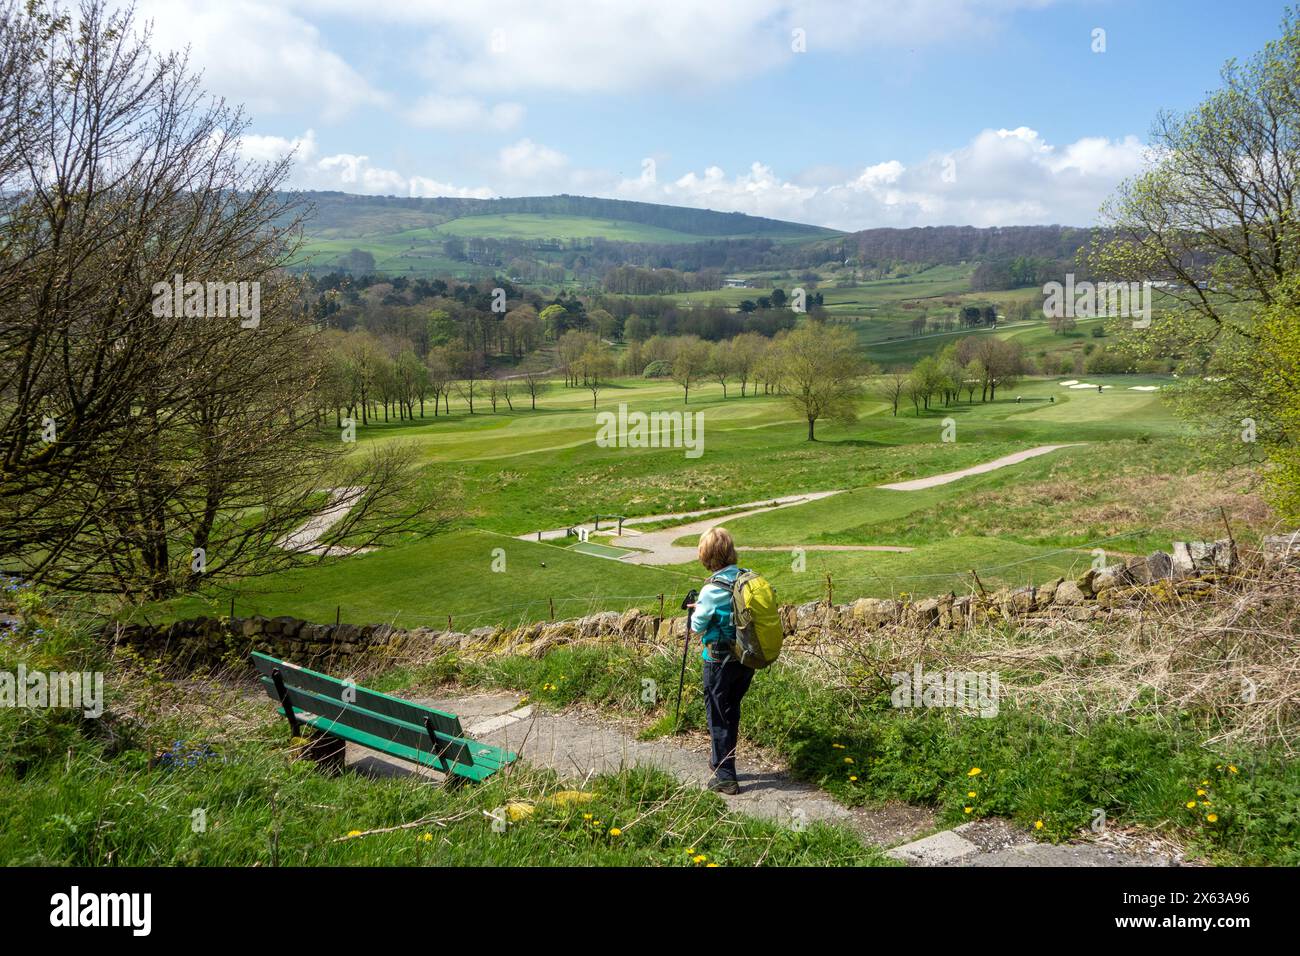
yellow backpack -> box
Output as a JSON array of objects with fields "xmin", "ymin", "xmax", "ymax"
[{"xmin": 710, "ymin": 569, "xmax": 784, "ymax": 669}]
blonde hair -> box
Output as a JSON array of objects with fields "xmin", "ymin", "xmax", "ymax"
[{"xmin": 697, "ymin": 527, "xmax": 738, "ymax": 571}]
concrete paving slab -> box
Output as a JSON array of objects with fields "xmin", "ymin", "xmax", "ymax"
[{"xmin": 888, "ymin": 829, "xmax": 981, "ymax": 865}]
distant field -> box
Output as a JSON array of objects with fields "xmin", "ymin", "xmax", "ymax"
[
  {"xmin": 295, "ymin": 206, "xmax": 837, "ymax": 277},
  {"xmin": 297, "ymin": 235, "xmax": 488, "ymax": 279},
  {"xmin": 436, "ymin": 213, "xmax": 770, "ymax": 244}
]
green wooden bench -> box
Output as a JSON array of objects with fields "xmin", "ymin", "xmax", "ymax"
[{"xmin": 250, "ymin": 651, "xmax": 517, "ymax": 784}]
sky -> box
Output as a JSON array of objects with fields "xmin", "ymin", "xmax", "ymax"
[{"xmin": 127, "ymin": 0, "xmax": 1289, "ymax": 230}]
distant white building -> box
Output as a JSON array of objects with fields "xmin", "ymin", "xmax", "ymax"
[{"xmin": 723, "ymin": 276, "xmax": 751, "ymax": 288}]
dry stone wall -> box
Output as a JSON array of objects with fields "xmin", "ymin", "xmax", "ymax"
[{"xmin": 108, "ymin": 536, "xmax": 1297, "ymax": 672}]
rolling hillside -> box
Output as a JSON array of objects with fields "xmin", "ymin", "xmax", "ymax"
[
  {"xmin": 295, "ymin": 192, "xmax": 839, "ymax": 241},
  {"xmin": 292, "ymin": 192, "xmax": 842, "ymax": 278}
]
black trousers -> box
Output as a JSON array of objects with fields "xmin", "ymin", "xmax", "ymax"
[{"xmin": 702, "ymin": 654, "xmax": 754, "ymax": 782}]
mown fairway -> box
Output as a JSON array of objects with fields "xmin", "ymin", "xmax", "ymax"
[{"xmin": 149, "ymin": 368, "xmax": 1244, "ymax": 630}]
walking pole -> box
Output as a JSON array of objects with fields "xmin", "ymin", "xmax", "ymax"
[
  {"xmin": 673, "ymin": 629, "xmax": 690, "ymax": 731},
  {"xmin": 676, "ymin": 590, "xmax": 696, "ymax": 733}
]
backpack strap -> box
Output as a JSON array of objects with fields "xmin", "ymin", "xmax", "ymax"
[
  {"xmin": 707, "ymin": 567, "xmax": 748, "ymax": 588},
  {"xmin": 707, "ymin": 569, "xmax": 749, "ymax": 612}
]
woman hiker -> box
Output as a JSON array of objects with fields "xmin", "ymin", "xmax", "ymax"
[{"xmin": 687, "ymin": 527, "xmax": 754, "ymax": 795}]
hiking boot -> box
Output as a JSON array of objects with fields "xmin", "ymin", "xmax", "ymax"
[{"xmin": 709, "ymin": 778, "xmax": 740, "ymax": 795}]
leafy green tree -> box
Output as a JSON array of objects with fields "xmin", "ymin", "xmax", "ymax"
[
  {"xmin": 671, "ymin": 336, "xmax": 712, "ymax": 404},
  {"xmin": 1088, "ymin": 10, "xmax": 1300, "ymax": 510},
  {"xmin": 768, "ymin": 325, "xmax": 866, "ymax": 440},
  {"xmin": 539, "ymin": 303, "xmax": 570, "ymax": 340}
]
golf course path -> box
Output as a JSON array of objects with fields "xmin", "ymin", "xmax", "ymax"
[
  {"xmin": 517, "ymin": 444, "xmax": 1082, "ymax": 566},
  {"xmin": 611, "ymin": 493, "xmax": 854, "ymax": 565},
  {"xmin": 876, "ymin": 444, "xmax": 1083, "ymax": 491},
  {"xmin": 277, "ymin": 487, "xmax": 373, "ymax": 557},
  {"xmin": 345, "ymin": 691, "xmax": 1180, "ymax": 866},
  {"xmin": 519, "ymin": 491, "xmax": 843, "ymax": 544}
]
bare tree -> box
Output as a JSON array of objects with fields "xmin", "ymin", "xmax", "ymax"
[
  {"xmin": 0, "ymin": 1, "xmax": 433, "ymax": 598},
  {"xmin": 875, "ymin": 368, "xmax": 908, "ymax": 416},
  {"xmin": 519, "ymin": 355, "xmax": 551, "ymax": 410},
  {"xmin": 575, "ymin": 341, "xmax": 615, "ymax": 409},
  {"xmin": 730, "ymin": 332, "xmax": 767, "ymax": 397}
]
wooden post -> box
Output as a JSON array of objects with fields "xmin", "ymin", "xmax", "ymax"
[
  {"xmin": 658, "ymin": 593, "xmax": 665, "ymax": 622},
  {"xmin": 548, "ymin": 597, "xmax": 555, "ymax": 621},
  {"xmin": 448, "ymin": 614, "xmax": 453, "ymax": 631},
  {"xmin": 970, "ymin": 569, "xmax": 988, "ymax": 598},
  {"xmin": 824, "ymin": 572, "xmax": 833, "ymax": 605},
  {"xmin": 229, "ymin": 596, "xmax": 235, "ymax": 620},
  {"xmin": 335, "ymin": 605, "xmax": 341, "ymax": 627},
  {"xmin": 1219, "ymin": 505, "xmax": 1236, "ymax": 550}
]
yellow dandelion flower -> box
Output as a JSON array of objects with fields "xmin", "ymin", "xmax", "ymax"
[
  {"xmin": 967, "ymin": 791, "xmax": 977, "ymax": 798},
  {"xmin": 686, "ymin": 847, "xmax": 696, "ymax": 855},
  {"xmin": 609, "ymin": 827, "xmax": 622, "ymax": 837},
  {"xmin": 693, "ymin": 854, "xmax": 707, "ymax": 864},
  {"xmin": 1196, "ymin": 789, "xmax": 1206, "ymax": 796},
  {"xmin": 1206, "ymin": 813, "xmax": 1218, "ymax": 823},
  {"xmin": 844, "ymin": 757, "xmax": 854, "ymax": 764},
  {"xmin": 1228, "ymin": 765, "xmax": 1238, "ymax": 774},
  {"xmin": 1201, "ymin": 801, "xmax": 1211, "ymax": 807},
  {"xmin": 1185, "ymin": 801, "xmax": 1197, "ymax": 809},
  {"xmin": 967, "ymin": 767, "xmax": 981, "ymax": 777},
  {"xmin": 1034, "ymin": 820, "xmax": 1044, "ymax": 830},
  {"xmin": 964, "ymin": 806, "xmax": 973, "ymax": 814},
  {"xmin": 706, "ymin": 863, "xmax": 719, "ymax": 868},
  {"xmin": 832, "ymin": 743, "xmax": 845, "ymax": 749},
  {"xmin": 582, "ymin": 813, "xmax": 593, "ymax": 820},
  {"xmin": 420, "ymin": 833, "xmax": 433, "ymax": 842},
  {"xmin": 346, "ymin": 830, "xmax": 363, "ymax": 837},
  {"xmin": 849, "ymin": 775, "xmax": 858, "ymax": 782}
]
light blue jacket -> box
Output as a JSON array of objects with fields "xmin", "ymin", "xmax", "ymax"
[{"xmin": 690, "ymin": 565, "xmax": 740, "ymax": 662}]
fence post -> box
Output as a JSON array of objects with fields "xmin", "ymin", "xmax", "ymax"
[{"xmin": 549, "ymin": 597, "xmax": 555, "ymax": 622}]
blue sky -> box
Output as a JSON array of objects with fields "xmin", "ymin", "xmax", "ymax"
[{"xmin": 131, "ymin": 0, "xmax": 1289, "ymax": 229}]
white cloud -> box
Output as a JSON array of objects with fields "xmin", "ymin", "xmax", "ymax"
[
  {"xmin": 407, "ymin": 96, "xmax": 525, "ymax": 131},
  {"xmin": 287, "ymin": 0, "xmax": 1059, "ymax": 95},
  {"xmin": 497, "ymin": 139, "xmax": 569, "ymax": 180},
  {"xmin": 129, "ymin": 0, "xmax": 386, "ymax": 120},
  {"xmin": 238, "ymin": 130, "xmax": 319, "ymax": 164},
  {"xmin": 239, "ymin": 129, "xmax": 493, "ymax": 198},
  {"xmin": 608, "ymin": 127, "xmax": 1147, "ymax": 228}
]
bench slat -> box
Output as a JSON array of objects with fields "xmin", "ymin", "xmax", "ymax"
[
  {"xmin": 250, "ymin": 651, "xmax": 463, "ymax": 739},
  {"xmin": 260, "ymin": 677, "xmax": 475, "ymax": 768},
  {"xmin": 285, "ymin": 710, "xmax": 498, "ymax": 782}
]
